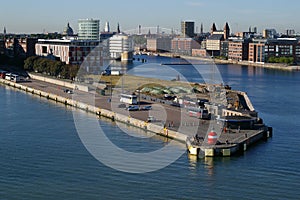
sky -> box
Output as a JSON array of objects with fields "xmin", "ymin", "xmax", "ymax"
[{"xmin": 1, "ymin": 0, "xmax": 300, "ymax": 34}]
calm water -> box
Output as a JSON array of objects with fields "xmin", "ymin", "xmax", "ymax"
[{"xmin": 1, "ymin": 57, "xmax": 300, "ymax": 199}]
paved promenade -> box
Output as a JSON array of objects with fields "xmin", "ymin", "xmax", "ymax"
[{"xmin": 20, "ymin": 78, "xmax": 259, "ymax": 145}]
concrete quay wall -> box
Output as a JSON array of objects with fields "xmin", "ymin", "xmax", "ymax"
[
  {"xmin": 159, "ymin": 53, "xmax": 299, "ymax": 71},
  {"xmin": 0, "ymin": 78, "xmax": 188, "ymax": 144}
]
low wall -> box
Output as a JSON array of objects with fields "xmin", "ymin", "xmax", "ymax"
[{"xmin": 28, "ymin": 73, "xmax": 89, "ymax": 92}]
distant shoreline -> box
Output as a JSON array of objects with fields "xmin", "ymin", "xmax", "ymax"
[{"xmin": 158, "ymin": 53, "xmax": 300, "ymax": 71}]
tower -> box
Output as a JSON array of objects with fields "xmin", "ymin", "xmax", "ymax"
[
  {"xmin": 223, "ymin": 22, "xmax": 230, "ymax": 40},
  {"xmin": 117, "ymin": 23, "xmax": 121, "ymax": 34},
  {"xmin": 200, "ymin": 23, "xmax": 203, "ymax": 34},
  {"xmin": 211, "ymin": 23, "xmax": 217, "ymax": 34},
  {"xmin": 4, "ymin": 26, "xmax": 6, "ymax": 35},
  {"xmin": 104, "ymin": 22, "xmax": 110, "ymax": 32},
  {"xmin": 181, "ymin": 21, "xmax": 195, "ymax": 38},
  {"xmin": 138, "ymin": 25, "xmax": 141, "ymax": 35}
]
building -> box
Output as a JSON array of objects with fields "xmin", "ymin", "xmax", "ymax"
[
  {"xmin": 206, "ymin": 34, "xmax": 224, "ymax": 56},
  {"xmin": 248, "ymin": 38, "xmax": 300, "ymax": 64},
  {"xmin": 205, "ymin": 22, "xmax": 231, "ymax": 56},
  {"xmin": 147, "ymin": 37, "xmax": 172, "ymax": 52},
  {"xmin": 210, "ymin": 22, "xmax": 230, "ymax": 40},
  {"xmin": 78, "ymin": 19, "xmax": 100, "ymax": 40},
  {"xmin": 35, "ymin": 39, "xmax": 102, "ymax": 68},
  {"xmin": 220, "ymin": 40, "xmax": 229, "ymax": 58},
  {"xmin": 5, "ymin": 37, "xmax": 37, "ymax": 57},
  {"xmin": 263, "ymin": 29, "xmax": 278, "ymax": 39},
  {"xmin": 63, "ymin": 23, "xmax": 74, "ymax": 36},
  {"xmin": 109, "ymin": 34, "xmax": 134, "ymax": 60},
  {"xmin": 228, "ymin": 39, "xmax": 250, "ymax": 61},
  {"xmin": 223, "ymin": 22, "xmax": 230, "ymax": 40},
  {"xmin": 264, "ymin": 38, "xmax": 300, "ymax": 63},
  {"xmin": 0, "ymin": 39, "xmax": 5, "ymax": 54},
  {"xmin": 171, "ymin": 38, "xmax": 199, "ymax": 56},
  {"xmin": 181, "ymin": 21, "xmax": 195, "ymax": 38},
  {"xmin": 248, "ymin": 39, "xmax": 267, "ymax": 63},
  {"xmin": 192, "ymin": 49, "xmax": 207, "ymax": 57}
]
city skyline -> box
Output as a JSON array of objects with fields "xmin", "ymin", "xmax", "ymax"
[{"xmin": 1, "ymin": 0, "xmax": 300, "ymax": 34}]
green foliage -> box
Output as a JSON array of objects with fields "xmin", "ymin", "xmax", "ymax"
[
  {"xmin": 133, "ymin": 35, "xmax": 146, "ymax": 45},
  {"xmin": 215, "ymin": 56, "xmax": 228, "ymax": 60},
  {"xmin": 24, "ymin": 56, "xmax": 79, "ymax": 80},
  {"xmin": 268, "ymin": 56, "xmax": 294, "ymax": 64}
]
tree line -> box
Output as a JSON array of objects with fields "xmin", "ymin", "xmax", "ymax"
[
  {"xmin": 268, "ymin": 56, "xmax": 294, "ymax": 64},
  {"xmin": 24, "ymin": 56, "xmax": 79, "ymax": 80}
]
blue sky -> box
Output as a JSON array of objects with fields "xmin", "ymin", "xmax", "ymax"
[{"xmin": 1, "ymin": 0, "xmax": 300, "ymax": 34}]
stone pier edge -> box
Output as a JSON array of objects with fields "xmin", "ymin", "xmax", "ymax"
[{"xmin": 0, "ymin": 79, "xmax": 271, "ymax": 157}]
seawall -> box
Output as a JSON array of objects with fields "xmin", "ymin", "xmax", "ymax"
[
  {"xmin": 159, "ymin": 53, "xmax": 299, "ymax": 71},
  {"xmin": 0, "ymin": 78, "xmax": 188, "ymax": 144}
]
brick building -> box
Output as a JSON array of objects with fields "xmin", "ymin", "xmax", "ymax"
[
  {"xmin": 147, "ymin": 37, "xmax": 172, "ymax": 52},
  {"xmin": 171, "ymin": 38, "xmax": 199, "ymax": 56},
  {"xmin": 5, "ymin": 37, "xmax": 37, "ymax": 57},
  {"xmin": 228, "ymin": 39, "xmax": 250, "ymax": 61},
  {"xmin": 35, "ymin": 39, "xmax": 102, "ymax": 68}
]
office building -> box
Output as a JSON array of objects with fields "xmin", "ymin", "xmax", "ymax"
[
  {"xmin": 147, "ymin": 37, "xmax": 172, "ymax": 52},
  {"xmin": 248, "ymin": 39, "xmax": 267, "ymax": 63},
  {"xmin": 78, "ymin": 19, "xmax": 100, "ymax": 40},
  {"xmin": 181, "ymin": 21, "xmax": 195, "ymax": 38},
  {"xmin": 5, "ymin": 37, "xmax": 37, "ymax": 57},
  {"xmin": 171, "ymin": 38, "xmax": 199, "ymax": 56},
  {"xmin": 228, "ymin": 39, "xmax": 250, "ymax": 61},
  {"xmin": 35, "ymin": 39, "xmax": 102, "ymax": 67},
  {"xmin": 109, "ymin": 34, "xmax": 134, "ymax": 60}
]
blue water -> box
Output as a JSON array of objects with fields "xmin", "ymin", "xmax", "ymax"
[{"xmin": 1, "ymin": 58, "xmax": 300, "ymax": 199}]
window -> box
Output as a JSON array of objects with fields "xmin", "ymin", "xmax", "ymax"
[{"xmin": 42, "ymin": 46, "xmax": 47, "ymax": 54}]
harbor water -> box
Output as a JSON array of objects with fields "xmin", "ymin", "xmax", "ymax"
[{"xmin": 1, "ymin": 56, "xmax": 300, "ymax": 199}]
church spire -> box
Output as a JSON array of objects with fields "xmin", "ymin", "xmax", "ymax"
[
  {"xmin": 200, "ymin": 23, "xmax": 203, "ymax": 34},
  {"xmin": 211, "ymin": 23, "xmax": 217, "ymax": 34},
  {"xmin": 223, "ymin": 22, "xmax": 230, "ymax": 40},
  {"xmin": 117, "ymin": 23, "xmax": 120, "ymax": 34}
]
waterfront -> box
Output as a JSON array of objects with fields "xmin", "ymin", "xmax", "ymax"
[{"xmin": 1, "ymin": 58, "xmax": 300, "ymax": 199}]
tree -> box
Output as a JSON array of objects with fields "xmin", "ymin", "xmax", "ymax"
[{"xmin": 24, "ymin": 56, "xmax": 39, "ymax": 71}]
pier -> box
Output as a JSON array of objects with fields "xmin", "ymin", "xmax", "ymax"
[{"xmin": 0, "ymin": 74, "xmax": 272, "ymax": 157}]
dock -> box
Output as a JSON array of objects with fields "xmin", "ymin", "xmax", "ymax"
[{"xmin": 0, "ymin": 74, "xmax": 272, "ymax": 157}]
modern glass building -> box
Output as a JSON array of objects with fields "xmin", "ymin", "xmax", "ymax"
[
  {"xmin": 181, "ymin": 21, "xmax": 195, "ymax": 38},
  {"xmin": 78, "ymin": 19, "xmax": 100, "ymax": 41}
]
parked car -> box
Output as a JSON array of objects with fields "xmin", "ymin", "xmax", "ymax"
[
  {"xmin": 141, "ymin": 105, "xmax": 152, "ymax": 110},
  {"xmin": 126, "ymin": 105, "xmax": 139, "ymax": 111},
  {"xmin": 63, "ymin": 89, "xmax": 73, "ymax": 94}
]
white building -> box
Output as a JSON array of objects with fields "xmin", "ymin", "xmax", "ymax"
[
  {"xmin": 78, "ymin": 19, "xmax": 100, "ymax": 41},
  {"xmin": 109, "ymin": 34, "xmax": 134, "ymax": 60}
]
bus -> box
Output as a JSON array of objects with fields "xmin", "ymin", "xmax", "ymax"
[
  {"xmin": 120, "ymin": 94, "xmax": 138, "ymax": 105},
  {"xmin": 187, "ymin": 107, "xmax": 211, "ymax": 119}
]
